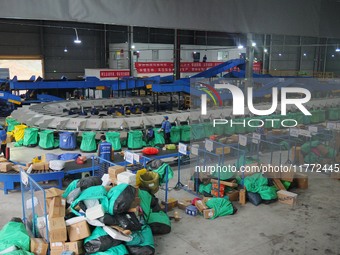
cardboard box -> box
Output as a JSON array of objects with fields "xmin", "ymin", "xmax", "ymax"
[
  {"xmin": 0, "ymin": 162, "xmax": 14, "ymax": 172},
  {"xmin": 32, "ymin": 162, "xmax": 49, "ymax": 171},
  {"xmin": 0, "ymin": 156, "xmax": 7, "ymax": 162},
  {"xmin": 187, "ymin": 180, "xmax": 195, "ymax": 191},
  {"xmin": 108, "ymin": 165, "xmax": 126, "ymax": 184},
  {"xmin": 330, "ymin": 171, "xmax": 340, "ymax": 180},
  {"xmin": 281, "ymin": 168, "xmax": 295, "ymax": 182},
  {"xmin": 64, "ymin": 241, "xmax": 84, "ymax": 255},
  {"xmin": 273, "ymin": 178, "xmax": 286, "ymax": 191},
  {"xmin": 294, "ymin": 173, "xmax": 308, "ymax": 189},
  {"xmin": 177, "ymin": 200, "xmax": 191, "ymax": 210},
  {"xmin": 239, "ymin": 189, "xmax": 246, "ymax": 205},
  {"xmin": 262, "ymin": 164, "xmax": 281, "ymax": 179},
  {"xmin": 229, "ymin": 134, "xmax": 239, "ymax": 143},
  {"xmin": 203, "ymin": 208, "xmax": 215, "ymax": 219},
  {"xmin": 215, "ymin": 147, "xmax": 231, "ymax": 155},
  {"xmin": 226, "ymin": 190, "xmax": 239, "ymax": 201},
  {"xmin": 11, "ymin": 165, "xmax": 28, "ymax": 172},
  {"xmin": 49, "ymin": 196, "xmax": 66, "ymax": 218},
  {"xmin": 30, "ymin": 238, "xmax": 48, "ymax": 255},
  {"xmin": 6, "ymin": 133, "xmax": 13, "ymax": 143},
  {"xmin": 50, "ymin": 242, "xmax": 65, "ymax": 255},
  {"xmin": 277, "ymin": 190, "xmax": 297, "ymax": 206},
  {"xmin": 49, "ymin": 217, "xmax": 67, "ymax": 242},
  {"xmin": 194, "ymin": 200, "xmax": 208, "ymax": 212},
  {"xmin": 67, "ymin": 220, "xmax": 91, "ymax": 242},
  {"xmin": 291, "ymin": 147, "xmax": 304, "ymax": 165},
  {"xmin": 161, "ymin": 198, "xmax": 178, "ymax": 211}
]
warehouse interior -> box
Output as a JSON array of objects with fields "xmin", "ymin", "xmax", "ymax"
[{"xmin": 0, "ymin": 1, "xmax": 340, "ymax": 255}]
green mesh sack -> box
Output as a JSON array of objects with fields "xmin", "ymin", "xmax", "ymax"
[
  {"xmin": 14, "ymin": 140, "xmax": 24, "ymax": 147},
  {"xmin": 128, "ymin": 130, "xmax": 144, "ymax": 149},
  {"xmin": 23, "ymin": 127, "xmax": 39, "ymax": 146},
  {"xmin": 224, "ymin": 121, "xmax": 236, "ymax": 135},
  {"xmin": 279, "ymin": 141, "xmax": 290, "ymax": 150},
  {"xmin": 213, "ymin": 123, "xmax": 225, "ymax": 135},
  {"xmin": 303, "ymin": 115, "xmax": 311, "ymax": 125},
  {"xmin": 204, "ymin": 123, "xmax": 214, "ymax": 137},
  {"xmin": 152, "ymin": 163, "xmax": 174, "ymax": 184},
  {"xmin": 326, "ymin": 147, "xmax": 336, "ymax": 158},
  {"xmin": 126, "ymin": 225, "xmax": 155, "ymax": 255},
  {"xmin": 199, "ymin": 183, "xmax": 212, "ymax": 194},
  {"xmin": 84, "ymin": 227, "xmax": 122, "ymax": 254},
  {"xmin": 301, "ymin": 141, "xmax": 320, "ymax": 154},
  {"xmin": 106, "ymin": 132, "xmax": 121, "ymax": 151},
  {"xmin": 205, "ymin": 197, "xmax": 235, "ymax": 219},
  {"xmin": 282, "ymin": 180, "xmax": 291, "ymax": 190},
  {"xmin": 149, "ymin": 128, "xmax": 165, "ymax": 146},
  {"xmin": 243, "ymin": 173, "xmax": 268, "ymax": 193},
  {"xmin": 318, "ymin": 110, "xmax": 326, "ymax": 122},
  {"xmin": 191, "ymin": 123, "xmax": 205, "ymax": 140},
  {"xmin": 80, "ymin": 132, "xmax": 97, "ymax": 152},
  {"xmin": 0, "ymin": 221, "xmax": 30, "ymax": 252},
  {"xmin": 258, "ymin": 186, "xmax": 278, "ymax": 200},
  {"xmin": 71, "ymin": 186, "xmax": 108, "ymax": 216},
  {"xmin": 91, "ymin": 245, "xmax": 128, "ymax": 255},
  {"xmin": 38, "ymin": 130, "xmax": 54, "ymax": 149},
  {"xmin": 62, "ymin": 179, "xmax": 79, "ymax": 198},
  {"xmin": 234, "ymin": 118, "xmax": 246, "ymax": 134},
  {"xmin": 6, "ymin": 118, "xmax": 20, "ymax": 132},
  {"xmin": 53, "ymin": 138, "xmax": 59, "ymax": 148},
  {"xmin": 304, "ymin": 153, "xmax": 319, "ymax": 164},
  {"xmin": 310, "ymin": 110, "xmax": 319, "ymax": 123},
  {"xmin": 106, "ymin": 184, "xmax": 136, "ymax": 215},
  {"xmin": 180, "ymin": 125, "xmax": 191, "ymax": 142},
  {"xmin": 245, "ymin": 117, "xmax": 259, "ymax": 133},
  {"xmin": 170, "ymin": 126, "xmax": 181, "ymax": 143}
]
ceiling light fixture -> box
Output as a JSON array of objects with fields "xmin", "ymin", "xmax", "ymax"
[
  {"xmin": 73, "ymin": 28, "xmax": 81, "ymax": 44},
  {"xmin": 303, "ymin": 53, "xmax": 307, "ymax": 56},
  {"xmin": 64, "ymin": 47, "xmax": 68, "ymax": 53},
  {"xmin": 251, "ymin": 42, "xmax": 256, "ymax": 47},
  {"xmin": 264, "ymin": 48, "xmax": 268, "ymax": 53}
]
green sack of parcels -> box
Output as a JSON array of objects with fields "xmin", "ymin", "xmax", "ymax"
[
  {"xmin": 243, "ymin": 173, "xmax": 268, "ymax": 193},
  {"xmin": 304, "ymin": 153, "xmax": 319, "ymax": 164},
  {"xmin": 205, "ymin": 197, "xmax": 236, "ymax": 219},
  {"xmin": 0, "ymin": 221, "xmax": 30, "ymax": 253},
  {"xmin": 91, "ymin": 244, "xmax": 129, "ymax": 255},
  {"xmin": 170, "ymin": 126, "xmax": 181, "ymax": 144},
  {"xmin": 62, "ymin": 179, "xmax": 79, "ymax": 198},
  {"xmin": 106, "ymin": 131, "xmax": 122, "ymax": 151},
  {"xmin": 258, "ymin": 186, "xmax": 278, "ymax": 200},
  {"xmin": 138, "ymin": 189, "xmax": 171, "ymax": 235},
  {"xmin": 126, "ymin": 225, "xmax": 155, "ymax": 255},
  {"xmin": 84, "ymin": 227, "xmax": 122, "ymax": 254},
  {"xmin": 152, "ymin": 163, "xmax": 174, "ymax": 184},
  {"xmin": 199, "ymin": 183, "xmax": 212, "ymax": 194},
  {"xmin": 38, "ymin": 129, "xmax": 55, "ymax": 149},
  {"xmin": 80, "ymin": 132, "xmax": 97, "ymax": 152},
  {"xmin": 71, "ymin": 185, "xmax": 108, "ymax": 216},
  {"xmin": 139, "ymin": 172, "xmax": 160, "ymax": 194},
  {"xmin": 105, "ymin": 184, "xmax": 136, "ymax": 215},
  {"xmin": 327, "ymin": 147, "xmax": 336, "ymax": 158}
]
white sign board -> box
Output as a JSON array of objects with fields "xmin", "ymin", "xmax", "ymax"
[
  {"xmin": 21, "ymin": 171, "xmax": 28, "ymax": 186},
  {"xmin": 308, "ymin": 126, "xmax": 318, "ymax": 133},
  {"xmin": 239, "ymin": 135, "xmax": 247, "ymax": 146},
  {"xmin": 125, "ymin": 151, "xmax": 134, "ymax": 164},
  {"xmin": 298, "ymin": 129, "xmax": 311, "ymax": 137},
  {"xmin": 252, "ymin": 133, "xmax": 261, "ymax": 144},
  {"xmin": 178, "ymin": 143, "xmax": 187, "ymax": 155},
  {"xmin": 327, "ymin": 122, "xmax": 337, "ymax": 130},
  {"xmin": 191, "ymin": 144, "xmax": 199, "ymax": 156},
  {"xmin": 133, "ymin": 153, "xmax": 140, "ymax": 163},
  {"xmin": 290, "ymin": 128, "xmax": 299, "ymax": 137},
  {"xmin": 205, "ymin": 139, "xmax": 214, "ymax": 152}
]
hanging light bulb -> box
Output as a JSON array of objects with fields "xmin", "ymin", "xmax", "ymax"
[{"xmin": 73, "ymin": 28, "xmax": 81, "ymax": 44}]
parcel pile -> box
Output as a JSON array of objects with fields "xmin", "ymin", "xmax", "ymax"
[{"xmin": 0, "ymin": 164, "xmax": 172, "ymax": 255}]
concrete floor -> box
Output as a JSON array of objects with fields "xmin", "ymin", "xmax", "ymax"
[{"xmin": 0, "ymin": 145, "xmax": 339, "ymax": 255}]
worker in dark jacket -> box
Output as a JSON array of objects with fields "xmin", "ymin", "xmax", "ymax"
[
  {"xmin": 0, "ymin": 128, "xmax": 7, "ymax": 157},
  {"xmin": 159, "ymin": 116, "xmax": 172, "ymax": 144},
  {"xmin": 98, "ymin": 135, "xmax": 112, "ymax": 164}
]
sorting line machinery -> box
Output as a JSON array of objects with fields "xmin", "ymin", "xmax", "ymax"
[{"xmin": 10, "ymin": 97, "xmax": 340, "ymax": 132}]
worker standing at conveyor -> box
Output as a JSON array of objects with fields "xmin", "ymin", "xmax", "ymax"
[
  {"xmin": 98, "ymin": 135, "xmax": 112, "ymax": 173},
  {"xmin": 159, "ymin": 116, "xmax": 172, "ymax": 144}
]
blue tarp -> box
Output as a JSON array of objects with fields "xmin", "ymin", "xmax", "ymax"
[
  {"xmin": 59, "ymin": 132, "xmax": 77, "ymax": 150},
  {"xmin": 59, "ymin": 153, "xmax": 80, "ymax": 161}
]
